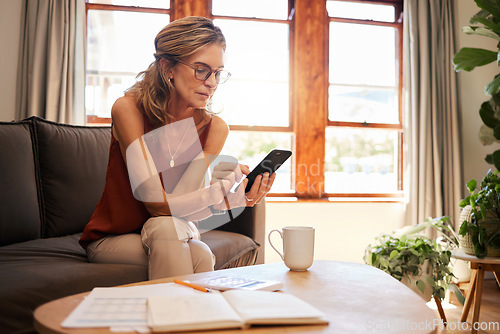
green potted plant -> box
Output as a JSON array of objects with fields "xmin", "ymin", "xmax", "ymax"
[
  {"xmin": 459, "ymin": 170, "xmax": 500, "ymax": 258},
  {"xmin": 452, "ymin": 0, "xmax": 500, "ymax": 168},
  {"xmin": 431, "ymin": 216, "xmax": 472, "ymax": 288},
  {"xmin": 364, "ymin": 223, "xmax": 453, "ymax": 302}
]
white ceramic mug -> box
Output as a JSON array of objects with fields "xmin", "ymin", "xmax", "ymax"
[{"xmin": 268, "ymin": 226, "xmax": 315, "ymax": 271}]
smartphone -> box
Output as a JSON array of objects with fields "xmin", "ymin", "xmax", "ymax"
[{"xmin": 243, "ymin": 149, "xmax": 292, "ymax": 193}]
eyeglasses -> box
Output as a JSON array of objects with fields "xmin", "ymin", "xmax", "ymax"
[{"xmin": 176, "ymin": 59, "xmax": 231, "ymax": 84}]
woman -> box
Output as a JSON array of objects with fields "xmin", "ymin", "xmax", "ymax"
[{"xmin": 80, "ymin": 17, "xmax": 275, "ymax": 280}]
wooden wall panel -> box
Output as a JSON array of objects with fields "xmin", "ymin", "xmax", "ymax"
[
  {"xmin": 293, "ymin": 0, "xmax": 328, "ymax": 198},
  {"xmin": 172, "ymin": 0, "xmax": 210, "ymax": 19}
]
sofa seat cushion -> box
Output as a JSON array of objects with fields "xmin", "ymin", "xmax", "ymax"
[
  {"xmin": 201, "ymin": 230, "xmax": 259, "ymax": 269},
  {"xmin": 0, "ymin": 234, "xmax": 147, "ymax": 334}
]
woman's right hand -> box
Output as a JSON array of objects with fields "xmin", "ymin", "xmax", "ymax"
[{"xmin": 211, "ymin": 161, "xmax": 244, "ymax": 195}]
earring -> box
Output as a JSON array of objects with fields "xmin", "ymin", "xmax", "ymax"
[
  {"xmin": 161, "ymin": 72, "xmax": 172, "ymax": 85},
  {"xmin": 166, "ymin": 75, "xmax": 174, "ymax": 87}
]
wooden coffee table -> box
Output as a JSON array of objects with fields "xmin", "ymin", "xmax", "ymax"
[{"xmin": 34, "ymin": 260, "xmax": 440, "ymax": 333}]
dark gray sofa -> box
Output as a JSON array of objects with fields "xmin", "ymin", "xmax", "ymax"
[{"xmin": 0, "ymin": 116, "xmax": 265, "ymax": 334}]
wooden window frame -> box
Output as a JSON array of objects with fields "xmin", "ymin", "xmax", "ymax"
[
  {"xmin": 84, "ymin": 0, "xmax": 172, "ymax": 125},
  {"xmin": 323, "ymin": 0, "xmax": 404, "ymax": 200},
  {"xmin": 84, "ymin": 0, "xmax": 404, "ymax": 202}
]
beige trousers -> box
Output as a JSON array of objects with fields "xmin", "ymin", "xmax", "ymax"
[{"xmin": 86, "ymin": 216, "xmax": 215, "ymax": 280}]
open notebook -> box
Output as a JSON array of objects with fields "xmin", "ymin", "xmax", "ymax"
[{"xmin": 147, "ymin": 289, "xmax": 328, "ymax": 332}]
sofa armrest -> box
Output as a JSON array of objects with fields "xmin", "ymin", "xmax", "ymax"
[{"xmin": 213, "ymin": 200, "xmax": 266, "ymax": 264}]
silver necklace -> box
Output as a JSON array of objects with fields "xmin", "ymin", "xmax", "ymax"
[{"xmin": 166, "ymin": 121, "xmax": 190, "ymax": 167}]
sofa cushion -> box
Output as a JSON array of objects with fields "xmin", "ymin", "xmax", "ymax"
[
  {"xmin": 0, "ymin": 233, "xmax": 148, "ymax": 334},
  {"xmin": 0, "ymin": 230, "xmax": 258, "ymax": 334},
  {"xmin": 31, "ymin": 117, "xmax": 111, "ymax": 237},
  {"xmin": 201, "ymin": 230, "xmax": 259, "ymax": 269},
  {"xmin": 0, "ymin": 120, "xmax": 40, "ymax": 246}
]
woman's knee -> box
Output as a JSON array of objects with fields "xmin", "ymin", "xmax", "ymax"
[
  {"xmin": 189, "ymin": 239, "xmax": 215, "ymax": 272},
  {"xmin": 142, "ymin": 216, "xmax": 177, "ymax": 239},
  {"xmin": 142, "ymin": 216, "xmax": 198, "ymax": 243}
]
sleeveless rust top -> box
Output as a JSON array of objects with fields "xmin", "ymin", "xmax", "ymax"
[{"xmin": 79, "ymin": 116, "xmax": 212, "ymax": 248}]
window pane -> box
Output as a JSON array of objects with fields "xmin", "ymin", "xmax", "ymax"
[
  {"xmin": 327, "ymin": 0, "xmax": 395, "ymax": 22},
  {"xmin": 329, "ymin": 85, "xmax": 398, "ymax": 124},
  {"xmin": 330, "ymin": 22, "xmax": 396, "ymax": 86},
  {"xmin": 86, "ymin": 10, "xmax": 169, "ymax": 117},
  {"xmin": 325, "ymin": 127, "xmax": 398, "ymax": 193},
  {"xmin": 329, "ymin": 22, "xmax": 398, "ymax": 123},
  {"xmin": 220, "ymin": 131, "xmax": 293, "ymax": 193},
  {"xmin": 213, "ymin": 19, "xmax": 289, "ymax": 127},
  {"xmin": 88, "ymin": 0, "xmax": 170, "ymax": 8},
  {"xmin": 213, "ymin": 0, "xmax": 288, "ymax": 20}
]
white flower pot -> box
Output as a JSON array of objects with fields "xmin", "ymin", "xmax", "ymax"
[
  {"xmin": 400, "ymin": 274, "xmax": 433, "ymax": 302},
  {"xmin": 451, "ymin": 258, "xmax": 471, "ymax": 283},
  {"xmin": 399, "ymin": 261, "xmax": 433, "ymax": 302}
]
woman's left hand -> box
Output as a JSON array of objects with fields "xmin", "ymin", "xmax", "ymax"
[
  {"xmin": 235, "ymin": 164, "xmax": 276, "ymax": 207},
  {"xmin": 242, "ymin": 170, "xmax": 276, "ymax": 207}
]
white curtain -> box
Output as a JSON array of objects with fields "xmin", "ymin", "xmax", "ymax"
[
  {"xmin": 403, "ymin": 0, "xmax": 463, "ymax": 228},
  {"xmin": 16, "ymin": 0, "xmax": 85, "ymax": 124}
]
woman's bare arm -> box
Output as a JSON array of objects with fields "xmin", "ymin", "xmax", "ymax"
[{"xmin": 112, "ymin": 97, "xmax": 231, "ymax": 218}]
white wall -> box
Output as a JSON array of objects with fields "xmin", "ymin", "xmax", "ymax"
[
  {"xmin": 0, "ymin": 0, "xmax": 23, "ymax": 121},
  {"xmin": 264, "ymin": 201, "xmax": 406, "ymax": 264},
  {"xmin": 455, "ymin": 0, "xmax": 499, "ymax": 185}
]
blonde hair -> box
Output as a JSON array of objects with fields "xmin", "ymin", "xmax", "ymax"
[{"xmin": 127, "ymin": 16, "xmax": 226, "ymax": 126}]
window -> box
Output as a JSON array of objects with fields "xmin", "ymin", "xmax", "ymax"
[
  {"xmin": 85, "ymin": 1, "xmax": 171, "ymax": 123},
  {"xmin": 325, "ymin": 0, "xmax": 403, "ymax": 196},
  {"xmin": 84, "ymin": 0, "xmax": 404, "ymax": 200},
  {"xmin": 212, "ymin": 0, "xmax": 293, "ymax": 194}
]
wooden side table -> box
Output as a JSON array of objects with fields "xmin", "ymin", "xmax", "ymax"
[{"xmin": 451, "ymin": 249, "xmax": 500, "ymax": 334}]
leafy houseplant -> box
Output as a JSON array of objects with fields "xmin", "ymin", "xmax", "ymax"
[
  {"xmin": 452, "ymin": 0, "xmax": 500, "ymax": 168},
  {"xmin": 431, "ymin": 217, "xmax": 472, "ymax": 289},
  {"xmin": 459, "ymin": 170, "xmax": 500, "ymax": 258},
  {"xmin": 364, "ymin": 223, "xmax": 453, "ymax": 301}
]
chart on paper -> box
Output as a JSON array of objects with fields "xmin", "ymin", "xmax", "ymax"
[
  {"xmin": 62, "ymin": 283, "xmax": 201, "ymax": 328},
  {"xmin": 73, "ymin": 297, "xmax": 147, "ymax": 324}
]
